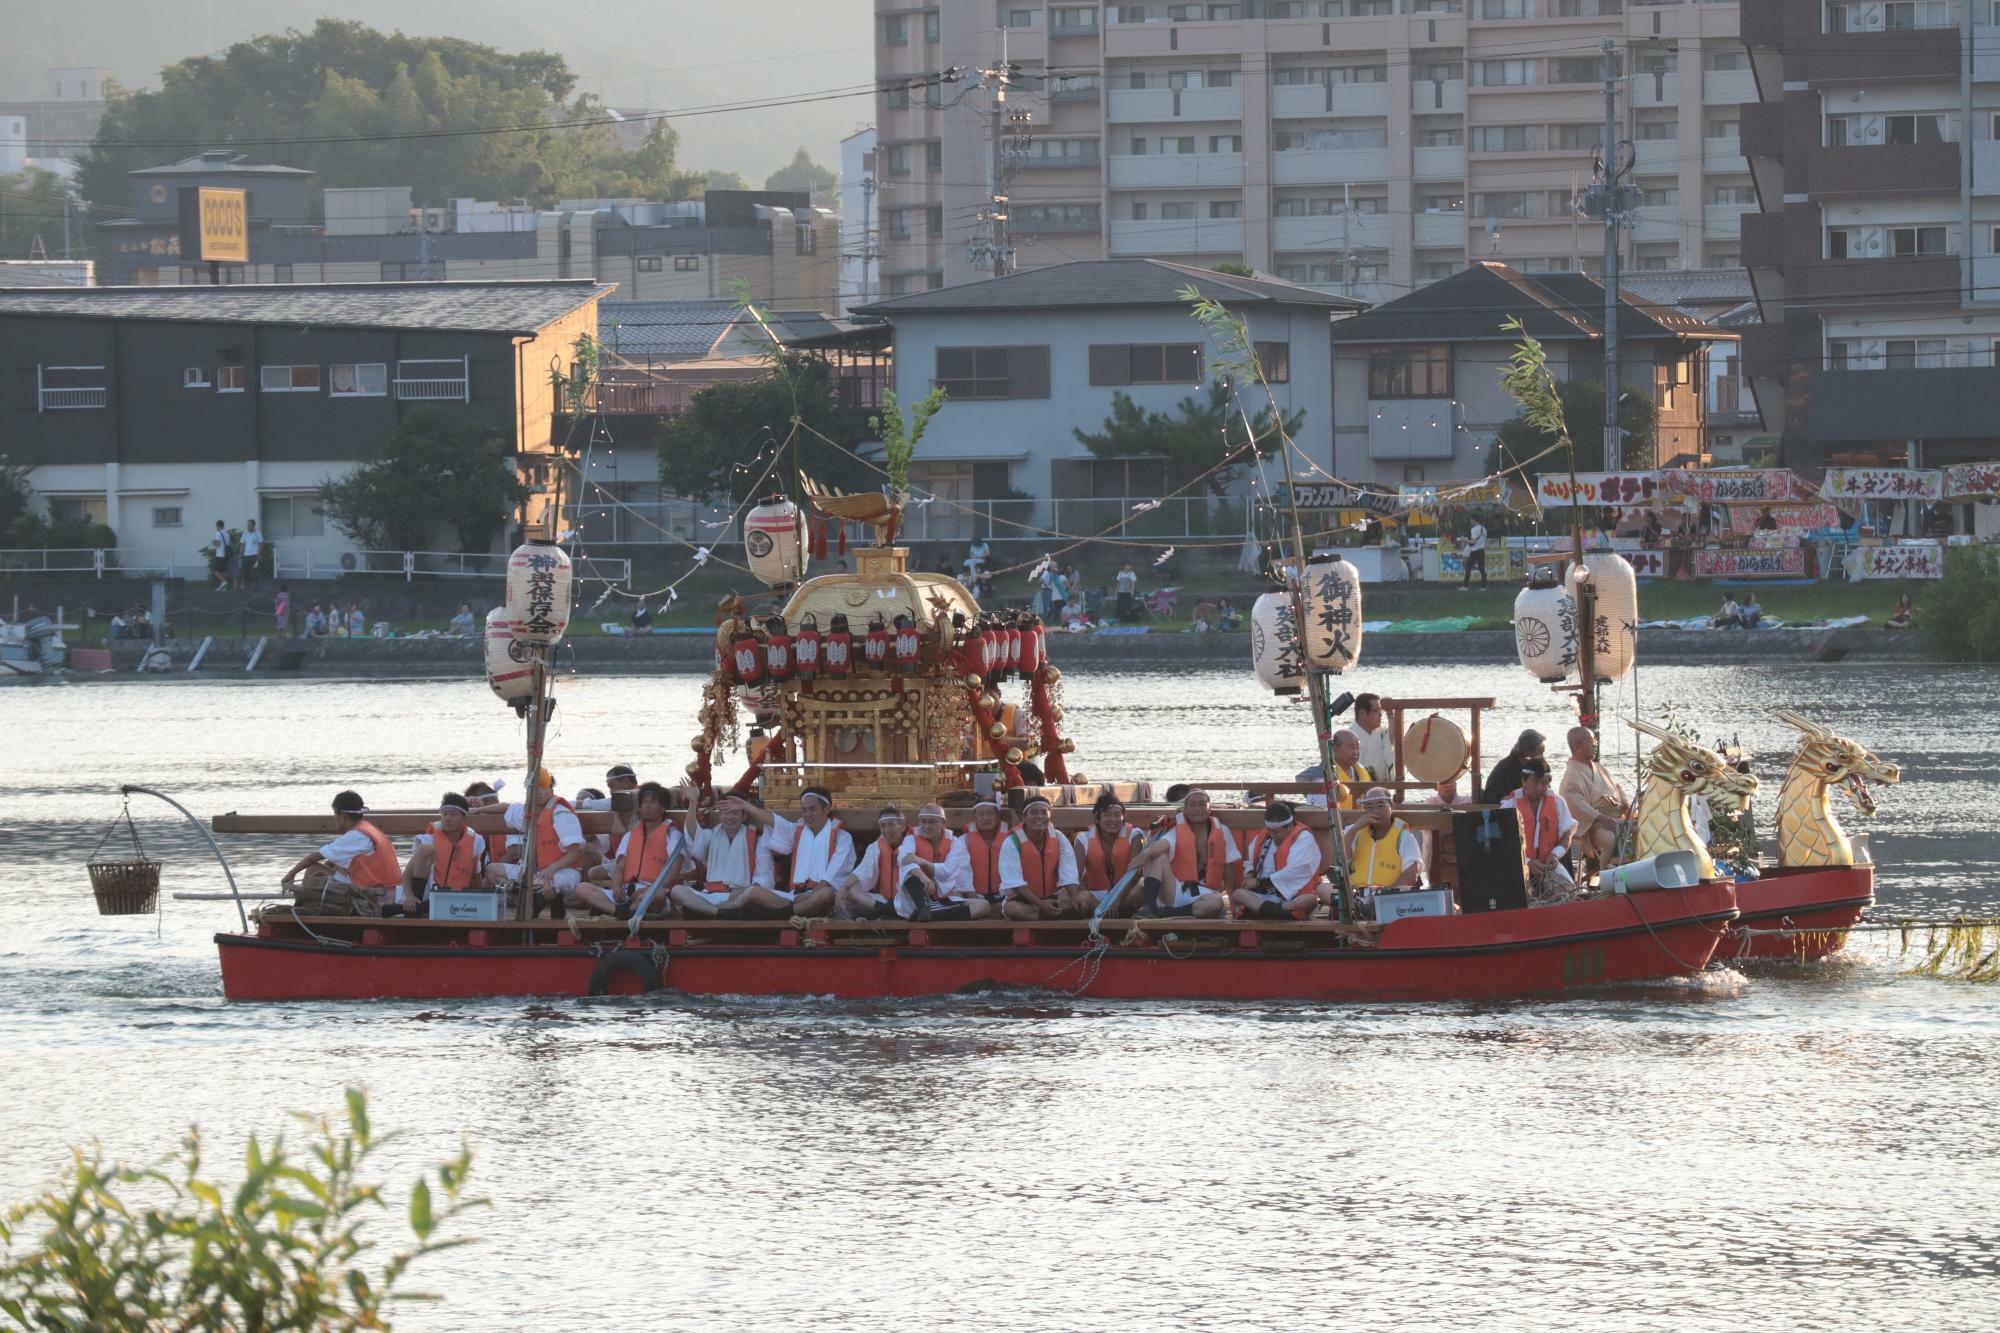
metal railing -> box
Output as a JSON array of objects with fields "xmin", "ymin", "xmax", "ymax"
[
  {"xmin": 0, "ymin": 547, "xmax": 629, "ymax": 584},
  {"xmin": 392, "ymin": 377, "xmax": 469, "ymax": 402},
  {"xmin": 37, "ymin": 386, "xmax": 109, "ymax": 410}
]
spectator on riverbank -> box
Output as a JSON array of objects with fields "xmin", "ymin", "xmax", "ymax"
[
  {"xmin": 1740, "ymin": 596, "xmax": 1764, "ymax": 629},
  {"xmin": 304, "ymin": 604, "xmax": 329, "ymax": 637},
  {"xmin": 1712, "ymin": 595, "xmax": 1744, "ymax": 630},
  {"xmin": 238, "ymin": 519, "xmax": 263, "ymax": 588},
  {"xmin": 448, "ymin": 602, "xmax": 475, "ymax": 636},
  {"xmin": 1216, "ymin": 597, "xmax": 1243, "ymax": 632},
  {"xmin": 1115, "ymin": 561, "xmax": 1139, "ymax": 621},
  {"xmin": 346, "ymin": 601, "xmax": 366, "ymax": 637},
  {"xmin": 274, "ymin": 586, "xmax": 291, "ymax": 637},
  {"xmin": 1886, "ymin": 593, "xmax": 1914, "ymax": 631}
]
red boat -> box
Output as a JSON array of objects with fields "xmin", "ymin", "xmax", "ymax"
[
  {"xmin": 1722, "ymin": 865, "xmax": 1873, "ymax": 962},
  {"xmin": 214, "ymin": 881, "xmax": 1739, "ymax": 1003}
]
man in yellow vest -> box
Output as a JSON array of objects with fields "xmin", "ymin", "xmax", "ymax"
[
  {"xmin": 1342, "ymin": 787, "xmax": 1423, "ymax": 912},
  {"xmin": 1303, "ymin": 732, "xmax": 1374, "ymax": 812}
]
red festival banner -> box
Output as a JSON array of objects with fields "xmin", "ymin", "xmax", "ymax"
[
  {"xmin": 1533, "ymin": 472, "xmax": 1664, "ymax": 506},
  {"xmin": 1942, "ymin": 463, "xmax": 2000, "ymax": 500},
  {"xmin": 1692, "ymin": 547, "xmax": 1805, "ymax": 579}
]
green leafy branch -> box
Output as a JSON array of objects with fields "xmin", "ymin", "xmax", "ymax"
[
  {"xmin": 1497, "ymin": 316, "xmax": 1573, "ymax": 451},
  {"xmin": 870, "ymin": 388, "xmax": 947, "ymax": 497}
]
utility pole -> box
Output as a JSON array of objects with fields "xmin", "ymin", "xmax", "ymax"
[
  {"xmin": 860, "ymin": 174, "xmax": 878, "ymax": 304},
  {"xmin": 1599, "ymin": 36, "xmax": 1627, "ymax": 472},
  {"xmin": 969, "ymin": 33, "xmax": 1029, "ymax": 279}
]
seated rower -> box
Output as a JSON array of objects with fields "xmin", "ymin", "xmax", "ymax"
[
  {"xmin": 490, "ymin": 770, "xmax": 618, "ymax": 917},
  {"xmin": 838, "ymin": 806, "xmax": 921, "ymax": 920},
  {"xmin": 610, "ymin": 781, "xmax": 690, "ymax": 918},
  {"xmin": 1342, "ymin": 787, "xmax": 1425, "ymax": 915},
  {"xmin": 462, "ymin": 781, "xmax": 508, "ymax": 866},
  {"xmin": 1301, "ymin": 732, "xmax": 1374, "ymax": 811},
  {"xmin": 281, "ymin": 790, "xmax": 402, "ymax": 915},
  {"xmin": 737, "ymin": 786, "xmax": 851, "ymax": 918},
  {"xmin": 678, "ymin": 795, "xmax": 769, "ymax": 918},
  {"xmin": 401, "ymin": 792, "xmax": 490, "ymax": 912},
  {"xmin": 1134, "ymin": 788, "xmax": 1235, "ymax": 918},
  {"xmin": 900, "ymin": 804, "xmax": 991, "ymax": 921},
  {"xmin": 1233, "ymin": 800, "xmax": 1325, "ymax": 920},
  {"xmin": 1508, "ymin": 757, "xmax": 1578, "ymax": 903},
  {"xmin": 1074, "ymin": 792, "xmax": 1146, "ymax": 917},
  {"xmin": 961, "ymin": 798, "xmax": 1011, "ymax": 909},
  {"xmin": 999, "ymin": 797, "xmax": 1088, "ymax": 920}
]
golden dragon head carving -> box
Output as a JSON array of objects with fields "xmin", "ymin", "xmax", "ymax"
[
  {"xmin": 1629, "ymin": 718, "xmax": 1760, "ymax": 811},
  {"xmin": 1775, "ymin": 710, "xmax": 1900, "ymax": 816}
]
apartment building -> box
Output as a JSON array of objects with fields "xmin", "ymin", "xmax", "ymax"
[
  {"xmin": 872, "ymin": 1, "xmax": 1751, "ymax": 301},
  {"xmin": 1741, "ymin": 0, "xmax": 2000, "ymax": 469}
]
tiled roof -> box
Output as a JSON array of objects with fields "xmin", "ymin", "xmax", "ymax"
[
  {"xmin": 854, "ymin": 258, "xmax": 1368, "ymax": 315},
  {"xmin": 0, "ymin": 280, "xmax": 613, "ymax": 335},
  {"xmin": 1620, "ymin": 268, "xmax": 1755, "ymax": 311},
  {"xmin": 598, "ymin": 299, "xmax": 742, "ymax": 358},
  {"xmin": 1329, "ymin": 262, "xmax": 1731, "ymax": 345},
  {"xmin": 131, "ymin": 152, "xmax": 314, "ymax": 177}
]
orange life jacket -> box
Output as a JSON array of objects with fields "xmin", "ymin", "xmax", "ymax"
[
  {"xmin": 1511, "ymin": 792, "xmax": 1563, "ymax": 862},
  {"xmin": 871, "ymin": 832, "xmax": 907, "ymax": 901},
  {"xmin": 621, "ymin": 818, "xmax": 679, "ymax": 886},
  {"xmin": 531, "ymin": 796, "xmax": 578, "ymax": 868},
  {"xmin": 1169, "ymin": 817, "xmax": 1230, "ymax": 891},
  {"xmin": 1080, "ymin": 826, "xmax": 1139, "ymax": 891},
  {"xmin": 1009, "ymin": 829, "xmax": 1063, "ymax": 898},
  {"xmin": 911, "ymin": 831, "xmax": 955, "ymax": 867},
  {"xmin": 699, "ymin": 824, "xmax": 757, "ymax": 891},
  {"xmin": 790, "ymin": 817, "xmax": 846, "ymax": 889},
  {"xmin": 963, "ymin": 827, "xmax": 1003, "ymax": 896},
  {"xmin": 425, "ymin": 823, "xmax": 483, "ymax": 891},
  {"xmin": 346, "ymin": 820, "xmax": 402, "ymax": 891},
  {"xmin": 1244, "ymin": 822, "xmax": 1319, "ymax": 886}
]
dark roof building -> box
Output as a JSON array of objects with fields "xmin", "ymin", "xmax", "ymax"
[
  {"xmin": 857, "ymin": 258, "xmax": 1367, "ymax": 316},
  {"xmin": 0, "ymin": 280, "xmax": 614, "ymax": 336},
  {"xmin": 1330, "ymin": 262, "xmax": 1720, "ymax": 347}
]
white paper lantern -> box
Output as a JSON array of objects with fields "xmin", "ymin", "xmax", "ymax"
[
  {"xmin": 1513, "ymin": 583, "xmax": 1578, "ymax": 682},
  {"xmin": 505, "ymin": 541, "xmax": 572, "ymax": 644},
  {"xmin": 744, "ymin": 497, "xmax": 807, "ymax": 586},
  {"xmin": 1250, "ymin": 591, "xmax": 1306, "ymax": 696},
  {"xmin": 1299, "ymin": 553, "xmax": 1364, "ymax": 672},
  {"xmin": 484, "ymin": 609, "xmax": 535, "ymax": 706},
  {"xmin": 1575, "ymin": 552, "xmax": 1638, "ymax": 682}
]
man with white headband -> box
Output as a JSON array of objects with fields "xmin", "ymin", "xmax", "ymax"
[
  {"xmin": 961, "ymin": 797, "xmax": 1011, "ymax": 906},
  {"xmin": 1233, "ymin": 800, "xmax": 1324, "ymax": 921},
  {"xmin": 730, "ymin": 786, "xmax": 850, "ymax": 917},
  {"xmin": 1134, "ymin": 787, "xmax": 1235, "ymax": 918},
  {"xmin": 491, "ymin": 769, "xmax": 616, "ymax": 917},
  {"xmin": 899, "ymin": 804, "xmax": 988, "ymax": 921},
  {"xmin": 401, "ymin": 791, "xmax": 490, "ymax": 913},
  {"xmin": 1343, "ymin": 787, "xmax": 1424, "ymax": 912},
  {"xmin": 999, "ymin": 797, "xmax": 1086, "ymax": 919},
  {"xmin": 837, "ymin": 806, "xmax": 919, "ymax": 920}
]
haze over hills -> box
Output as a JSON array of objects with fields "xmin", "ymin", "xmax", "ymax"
[{"xmin": 1, "ymin": 0, "xmax": 874, "ymax": 181}]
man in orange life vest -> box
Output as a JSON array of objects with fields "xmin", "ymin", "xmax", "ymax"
[
  {"xmin": 1233, "ymin": 801, "xmax": 1325, "ymax": 920},
  {"xmin": 610, "ymin": 781, "xmax": 689, "ymax": 918},
  {"xmin": 899, "ymin": 804, "xmax": 990, "ymax": 921},
  {"xmin": 1074, "ymin": 792, "xmax": 1146, "ymax": 916},
  {"xmin": 1134, "ymin": 788, "xmax": 1236, "ymax": 918},
  {"xmin": 462, "ymin": 780, "xmax": 509, "ymax": 866},
  {"xmin": 999, "ymin": 797, "xmax": 1087, "ymax": 919},
  {"xmin": 681, "ymin": 793, "xmax": 767, "ymax": 918},
  {"xmin": 959, "ymin": 798, "xmax": 1012, "ymax": 907},
  {"xmin": 736, "ymin": 786, "xmax": 852, "ymax": 918},
  {"xmin": 1509, "ymin": 757, "xmax": 1577, "ymax": 894},
  {"xmin": 492, "ymin": 769, "xmax": 615, "ymax": 916},
  {"xmin": 281, "ymin": 790, "xmax": 402, "ymax": 913},
  {"xmin": 401, "ymin": 792, "xmax": 490, "ymax": 912},
  {"xmin": 837, "ymin": 806, "xmax": 924, "ymax": 920}
]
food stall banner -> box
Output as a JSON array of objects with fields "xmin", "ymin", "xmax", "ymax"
[
  {"xmin": 1725, "ymin": 502, "xmax": 1840, "ymax": 536},
  {"xmin": 1942, "ymin": 463, "xmax": 2000, "ymax": 500},
  {"xmin": 1670, "ymin": 470, "xmax": 1814, "ymax": 503},
  {"xmin": 1853, "ymin": 544, "xmax": 1944, "ymax": 580},
  {"xmin": 1288, "ymin": 483, "xmax": 1403, "ymax": 516},
  {"xmin": 1821, "ymin": 468, "xmax": 1943, "ymax": 503},
  {"xmin": 1692, "ymin": 547, "xmax": 1805, "ymax": 578},
  {"xmin": 1533, "ymin": 472, "xmax": 1664, "ymax": 506},
  {"xmin": 1625, "ymin": 549, "xmax": 1666, "ymax": 579}
]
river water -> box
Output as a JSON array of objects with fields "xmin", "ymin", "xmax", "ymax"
[{"xmin": 4, "ymin": 663, "xmax": 1998, "ymax": 1330}]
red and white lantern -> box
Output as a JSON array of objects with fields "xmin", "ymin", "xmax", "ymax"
[
  {"xmin": 795, "ymin": 613, "xmax": 821, "ymax": 680},
  {"xmin": 763, "ymin": 617, "xmax": 794, "ymax": 681},
  {"xmin": 731, "ymin": 628, "xmax": 765, "ymax": 685},
  {"xmin": 893, "ymin": 616, "xmax": 921, "ymax": 670},
  {"xmin": 1004, "ymin": 625, "xmax": 1023, "ymax": 674},
  {"xmin": 864, "ymin": 615, "xmax": 891, "ymax": 669},
  {"xmin": 1019, "ymin": 618, "xmax": 1045, "ymax": 676},
  {"xmin": 824, "ymin": 616, "xmax": 853, "ymax": 677}
]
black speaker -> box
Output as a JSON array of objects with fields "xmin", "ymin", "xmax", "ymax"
[{"xmin": 1451, "ymin": 808, "xmax": 1528, "ymax": 914}]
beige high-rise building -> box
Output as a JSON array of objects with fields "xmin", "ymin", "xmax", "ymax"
[{"xmin": 873, "ymin": 1, "xmax": 1751, "ymax": 299}]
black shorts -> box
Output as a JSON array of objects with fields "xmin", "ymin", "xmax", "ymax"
[{"xmin": 924, "ymin": 901, "xmax": 975, "ymax": 922}]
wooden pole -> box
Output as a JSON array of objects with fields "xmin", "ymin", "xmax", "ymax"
[{"xmin": 514, "ymin": 646, "xmax": 553, "ymax": 921}]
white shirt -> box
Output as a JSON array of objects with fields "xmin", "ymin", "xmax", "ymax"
[
  {"xmin": 241, "ymin": 528, "xmax": 263, "ymax": 556},
  {"xmin": 1339, "ymin": 721, "xmax": 1396, "ymax": 781},
  {"xmin": 503, "ymin": 800, "xmax": 586, "ymax": 851},
  {"xmin": 1116, "ymin": 569, "xmax": 1138, "ymax": 594},
  {"xmin": 1466, "ymin": 523, "xmax": 1487, "ymax": 551},
  {"xmin": 690, "ymin": 824, "xmax": 756, "ymax": 888},
  {"xmin": 318, "ymin": 827, "xmax": 375, "ymax": 876},
  {"xmin": 760, "ymin": 813, "xmax": 856, "ymax": 889},
  {"xmin": 1161, "ymin": 819, "xmax": 1242, "ymax": 896},
  {"xmin": 1504, "ymin": 790, "xmax": 1579, "ymax": 850},
  {"xmin": 997, "ymin": 828, "xmax": 1079, "ymax": 894},
  {"xmin": 1246, "ymin": 825, "xmax": 1322, "ymax": 897},
  {"xmin": 210, "ymin": 530, "xmax": 230, "ymax": 556},
  {"xmin": 903, "ymin": 834, "xmax": 974, "ymax": 898},
  {"xmin": 848, "ymin": 837, "xmax": 910, "ymax": 898}
]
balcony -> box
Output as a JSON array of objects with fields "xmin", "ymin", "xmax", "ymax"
[
  {"xmin": 1273, "ymin": 146, "xmax": 1389, "ymax": 186},
  {"xmin": 1630, "ymin": 138, "xmax": 1680, "ymax": 174},
  {"xmin": 1106, "ymin": 86, "xmax": 1242, "ymax": 123},
  {"xmin": 1631, "ymin": 210, "xmax": 1681, "ymax": 246},
  {"xmin": 1273, "ymin": 213, "xmax": 1390, "ymax": 253},
  {"xmin": 1703, "ymin": 202, "xmax": 1753, "ymax": 241},
  {"xmin": 1107, "ymin": 151, "xmax": 1244, "ymax": 189},
  {"xmin": 394, "ymin": 358, "xmax": 471, "ymax": 402},
  {"xmin": 1702, "ymin": 68, "xmax": 1757, "ymax": 105},
  {"xmin": 1975, "ymin": 141, "xmax": 2000, "ymax": 198},
  {"xmin": 1794, "ymin": 254, "xmax": 1961, "ymax": 309},
  {"xmin": 1415, "ymin": 211, "xmax": 1466, "ymax": 249},
  {"xmin": 1808, "ymin": 141, "xmax": 1958, "ymax": 199},
  {"xmin": 1015, "ymin": 145, "xmax": 1102, "ymax": 172},
  {"xmin": 1413, "ymin": 145, "xmax": 1466, "ymax": 179},
  {"xmin": 1411, "ymin": 80, "xmax": 1465, "ymax": 115},
  {"xmin": 1107, "ymin": 218, "xmax": 1246, "ymax": 257},
  {"xmin": 1808, "ymin": 366, "xmax": 2000, "ymax": 445},
  {"xmin": 1631, "ymin": 73, "xmax": 1679, "ymax": 109},
  {"xmin": 1801, "ymin": 28, "xmax": 1960, "ymax": 86},
  {"xmin": 1702, "ymin": 137, "xmax": 1746, "ymax": 172},
  {"xmin": 1270, "ymin": 82, "xmax": 1390, "ymax": 119}
]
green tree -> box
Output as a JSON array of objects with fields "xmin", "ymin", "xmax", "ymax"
[
  {"xmin": 1211, "ymin": 261, "xmax": 1257, "ymax": 278},
  {"xmin": 0, "ymin": 167, "xmax": 75, "ymax": 260},
  {"xmin": 317, "ymin": 410, "xmax": 525, "ymax": 552},
  {"xmin": 763, "ymin": 147, "xmax": 837, "ymax": 205},
  {"xmin": 76, "ymin": 20, "xmax": 702, "ymax": 212},
  {"xmin": 1495, "ymin": 378, "xmax": 1658, "ymax": 475},
  {"xmin": 1073, "ymin": 383, "xmax": 1304, "ymax": 496},
  {"xmin": 703, "ymin": 169, "xmax": 750, "ymax": 193},
  {"xmin": 657, "ymin": 353, "xmax": 873, "ymax": 504},
  {"xmin": 1921, "ymin": 547, "xmax": 2000, "ymax": 662},
  {"xmin": 0, "ymin": 1089, "xmax": 479, "ymax": 1330}
]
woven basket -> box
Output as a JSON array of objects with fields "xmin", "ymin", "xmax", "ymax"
[{"xmin": 88, "ymin": 859, "xmax": 161, "ymax": 916}]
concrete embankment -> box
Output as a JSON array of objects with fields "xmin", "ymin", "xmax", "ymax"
[{"xmin": 75, "ymin": 624, "xmax": 1926, "ymax": 679}]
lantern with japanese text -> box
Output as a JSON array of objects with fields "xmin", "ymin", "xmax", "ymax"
[
  {"xmin": 743, "ymin": 496, "xmax": 807, "ymax": 587},
  {"xmin": 1574, "ymin": 552, "xmax": 1639, "ymax": 682},
  {"xmin": 1250, "ymin": 592, "xmax": 1305, "ymax": 696},
  {"xmin": 794, "ymin": 612, "xmax": 821, "ymax": 680},
  {"xmin": 1298, "ymin": 553, "xmax": 1364, "ymax": 673},
  {"xmin": 731, "ymin": 625, "xmax": 765, "ymax": 685},
  {"xmin": 505, "ymin": 541, "xmax": 572, "ymax": 645},
  {"xmin": 863, "ymin": 613, "xmax": 891, "ymax": 669},
  {"xmin": 823, "ymin": 614, "xmax": 853, "ymax": 677},
  {"xmin": 1019, "ymin": 616, "xmax": 1045, "ymax": 676},
  {"xmin": 893, "ymin": 614, "xmax": 921, "ymax": 670},
  {"xmin": 484, "ymin": 609, "xmax": 534, "ymax": 710},
  {"xmin": 1513, "ymin": 579, "xmax": 1578, "ymax": 682},
  {"xmin": 763, "ymin": 615, "xmax": 794, "ymax": 681}
]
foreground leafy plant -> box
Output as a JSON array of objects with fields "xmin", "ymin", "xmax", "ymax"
[{"xmin": 0, "ymin": 1089, "xmax": 480, "ymax": 1331}]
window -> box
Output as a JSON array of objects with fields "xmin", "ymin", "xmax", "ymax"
[
  {"xmin": 260, "ymin": 494, "xmax": 324, "ymax": 540},
  {"xmin": 1708, "ymin": 51, "xmax": 1746, "ymax": 71},
  {"xmin": 1636, "ymin": 116, "xmax": 1677, "ymax": 141},
  {"xmin": 928, "ymin": 205, "xmax": 944, "ymax": 238},
  {"xmin": 934, "ymin": 345, "xmax": 1050, "ymax": 400},
  {"xmin": 1552, "ymin": 58, "xmax": 1602, "ymax": 84},
  {"xmin": 1130, "ymin": 136, "xmax": 1149, "ymax": 155},
  {"xmin": 151, "ymin": 507, "xmax": 182, "ymax": 529},
  {"xmin": 1885, "ymin": 113, "xmax": 1949, "ymax": 145},
  {"xmin": 1052, "ymin": 6, "xmax": 1098, "ymax": 29},
  {"xmin": 885, "ymin": 83, "xmax": 911, "ymax": 111},
  {"xmin": 1880, "ymin": 1, "xmax": 1952, "ymax": 29},
  {"xmin": 395, "ymin": 357, "xmax": 470, "ymax": 402},
  {"xmin": 1420, "ymin": 260, "xmax": 1458, "ymax": 281},
  {"xmin": 1472, "ymin": 191, "xmax": 1539, "ymax": 219},
  {"xmin": 1554, "ymin": 123, "xmax": 1600, "ymax": 150},
  {"xmin": 796, "ymin": 223, "xmax": 817, "ymax": 256},
  {"xmin": 1001, "ymin": 7, "xmax": 1038, "ymax": 28},
  {"xmin": 217, "ymin": 365, "xmax": 246, "ymax": 393},
  {"xmin": 1131, "ymin": 201, "xmax": 1149, "ymax": 220},
  {"xmin": 330, "ymin": 363, "xmax": 387, "ymax": 397},
  {"xmin": 1639, "ymin": 186, "xmax": 1678, "ymax": 207},
  {"xmin": 1472, "ymin": 125, "xmax": 1540, "ymax": 153},
  {"xmin": 1209, "ymin": 134, "xmax": 1242, "ymax": 154},
  {"xmin": 1014, "ymin": 203, "xmax": 1101, "ymax": 230},
  {"xmin": 891, "ymin": 209, "xmax": 913, "ymax": 240},
  {"xmin": 926, "ymin": 141, "xmax": 943, "ymax": 173},
  {"xmin": 272, "ymin": 263, "xmax": 294, "ymax": 283},
  {"xmin": 1254, "ymin": 341, "xmax": 1290, "ymax": 384},
  {"xmin": 1890, "ymin": 225, "xmax": 1950, "ymax": 256},
  {"xmin": 260, "ymin": 365, "xmax": 321, "ymax": 393},
  {"xmin": 1992, "ymin": 225, "xmax": 2000, "ymax": 255},
  {"xmin": 1420, "ymin": 192, "xmax": 1463, "ymax": 212},
  {"xmin": 1209, "ymin": 200, "xmax": 1241, "ymax": 218},
  {"xmin": 884, "ymin": 144, "xmax": 911, "ymax": 176},
  {"xmin": 637, "ymin": 256, "xmax": 664, "ymax": 272},
  {"xmin": 884, "ymin": 14, "xmax": 908, "ymax": 44},
  {"xmin": 1472, "ymin": 60, "xmax": 1536, "ymax": 87},
  {"xmin": 35, "ymin": 364, "xmax": 107, "ymax": 411},
  {"xmin": 1207, "ymin": 69, "xmax": 1237, "ymax": 87},
  {"xmin": 1886, "ymin": 337, "xmax": 1949, "ymax": 369},
  {"xmin": 1479, "ymin": 0, "xmax": 1532, "ymax": 14},
  {"xmin": 1369, "ymin": 346, "xmax": 1451, "ymax": 398},
  {"xmin": 1705, "ymin": 118, "xmax": 1739, "ymax": 141},
  {"xmin": 926, "ymin": 9, "xmax": 942, "ymax": 40},
  {"xmin": 1416, "ymin": 125, "xmax": 1463, "ymax": 147},
  {"xmin": 1161, "ymin": 136, "xmax": 1196, "ymax": 155},
  {"xmin": 377, "ymin": 261, "xmax": 444, "ymax": 281},
  {"xmin": 182, "ymin": 367, "xmax": 211, "ymax": 389},
  {"xmin": 1159, "ymin": 201, "xmax": 1195, "ymax": 219},
  {"xmin": 1088, "ymin": 343, "xmax": 1203, "ymax": 385}
]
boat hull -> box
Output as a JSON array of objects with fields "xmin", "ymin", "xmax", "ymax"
[
  {"xmin": 215, "ymin": 883, "xmax": 1738, "ymax": 1003},
  {"xmin": 1725, "ymin": 865, "xmax": 1874, "ymax": 961}
]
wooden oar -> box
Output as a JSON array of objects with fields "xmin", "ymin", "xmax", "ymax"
[
  {"xmin": 623, "ymin": 805, "xmax": 701, "ymax": 940},
  {"xmin": 1090, "ymin": 816, "xmax": 1174, "ymax": 939}
]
